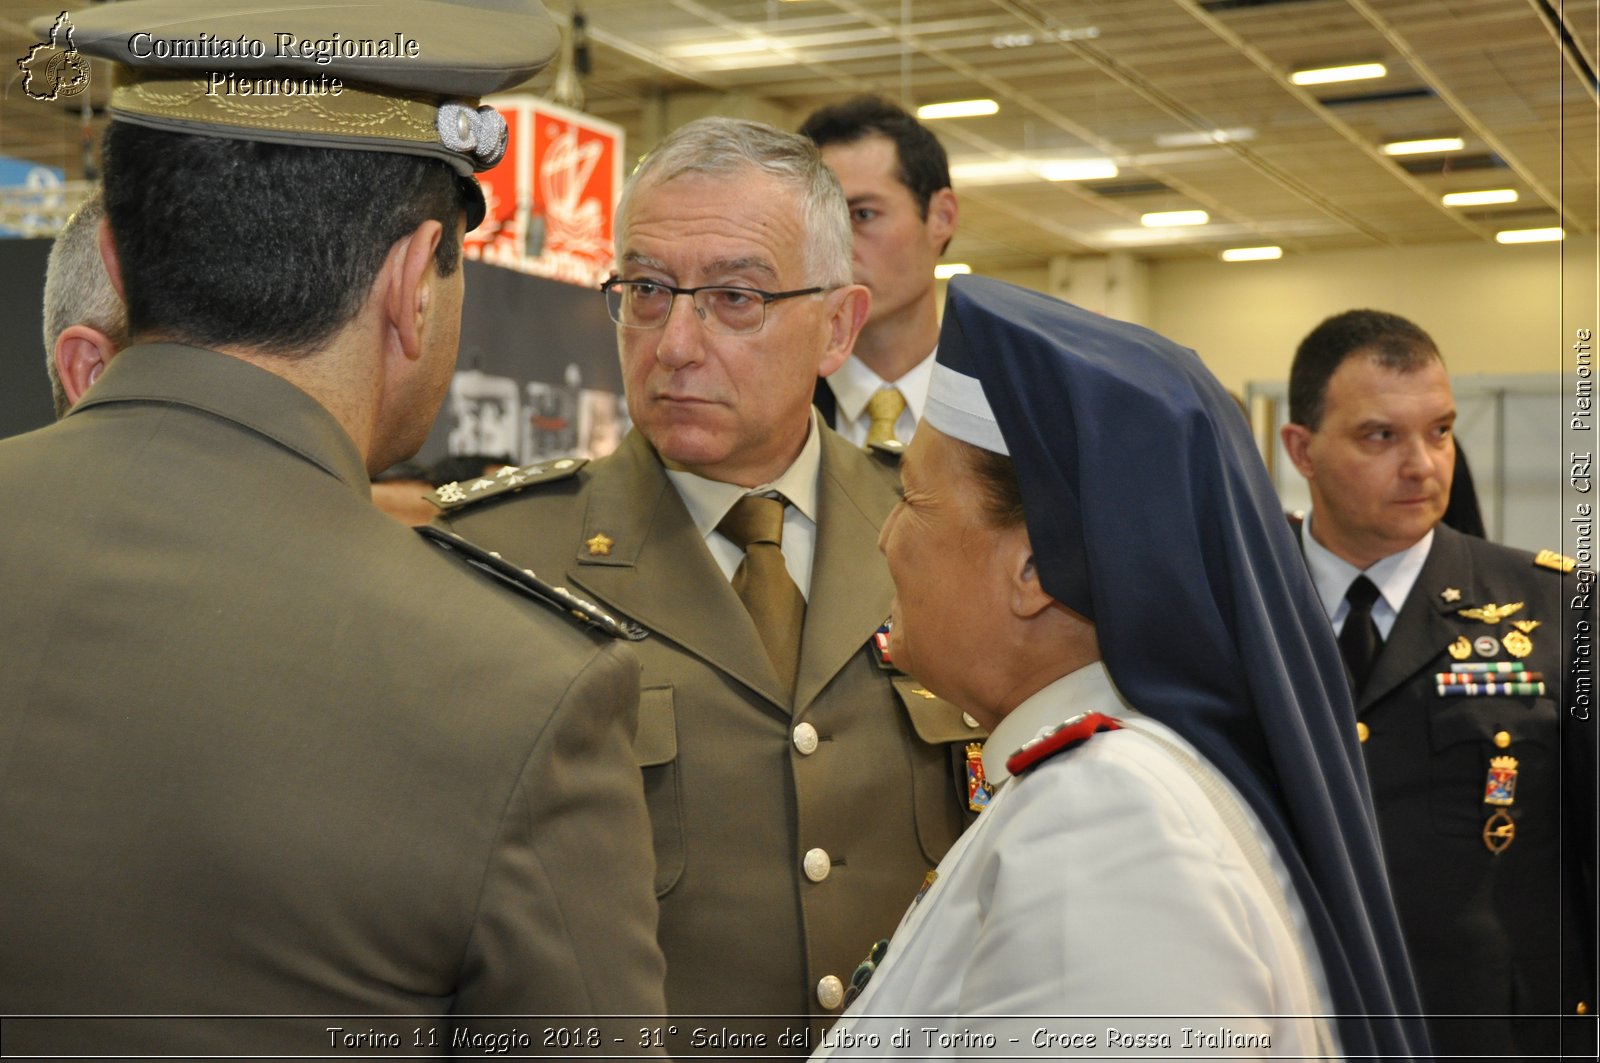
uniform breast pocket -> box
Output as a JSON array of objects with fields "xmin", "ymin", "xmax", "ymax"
[
  {"xmin": 1426, "ymin": 695, "xmax": 1558, "ymax": 838},
  {"xmin": 634, "ymin": 684, "xmax": 685, "ymax": 896},
  {"xmin": 892, "ymin": 676, "xmax": 987, "ymax": 863}
]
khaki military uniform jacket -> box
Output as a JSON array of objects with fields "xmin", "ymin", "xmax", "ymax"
[
  {"xmin": 437, "ymin": 427, "xmax": 977, "ymax": 1043},
  {"xmin": 0, "ymin": 345, "xmax": 665, "ymax": 1056}
]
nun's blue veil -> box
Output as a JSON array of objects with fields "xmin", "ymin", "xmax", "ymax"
[{"xmin": 930, "ymin": 275, "xmax": 1428, "ymax": 1061}]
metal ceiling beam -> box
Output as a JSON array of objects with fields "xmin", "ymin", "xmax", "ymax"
[
  {"xmin": 821, "ymin": 0, "xmax": 1306, "ymax": 253},
  {"xmin": 991, "ymin": 0, "xmax": 1394, "ymax": 247},
  {"xmin": 1169, "ymin": 0, "xmax": 1499, "ymax": 243},
  {"xmin": 1349, "ymin": 0, "xmax": 1589, "ymax": 236}
]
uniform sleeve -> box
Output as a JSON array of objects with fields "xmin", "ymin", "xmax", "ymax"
[
  {"xmin": 953, "ymin": 742, "xmax": 1304, "ymax": 1055},
  {"xmin": 452, "ymin": 639, "xmax": 666, "ymax": 1050}
]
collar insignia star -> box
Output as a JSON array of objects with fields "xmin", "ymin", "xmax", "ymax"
[
  {"xmin": 585, "ymin": 532, "xmax": 614, "ymax": 557},
  {"xmin": 1440, "ymin": 587, "xmax": 1462, "ymax": 603}
]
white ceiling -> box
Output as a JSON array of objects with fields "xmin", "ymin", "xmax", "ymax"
[{"xmin": 3, "ymin": 0, "xmax": 1595, "ymax": 269}]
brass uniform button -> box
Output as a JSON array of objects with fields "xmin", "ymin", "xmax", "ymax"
[
  {"xmin": 793, "ymin": 722, "xmax": 819, "ymax": 756},
  {"xmin": 1357, "ymin": 721, "xmax": 1370, "ymax": 743},
  {"xmin": 803, "ymin": 847, "xmax": 831, "ymax": 883},
  {"xmin": 1494, "ymin": 730, "xmax": 1512, "ymax": 749},
  {"xmin": 1577, "ymin": 1001, "xmax": 1590, "ymax": 1015},
  {"xmin": 817, "ymin": 974, "xmax": 844, "ymax": 1010}
]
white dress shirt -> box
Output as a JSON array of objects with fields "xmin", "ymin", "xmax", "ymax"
[
  {"xmin": 812, "ymin": 662, "xmax": 1339, "ymax": 1060},
  {"xmin": 823, "ymin": 349, "xmax": 935, "ymax": 446},
  {"xmin": 1301, "ymin": 512, "xmax": 1432, "ymax": 640}
]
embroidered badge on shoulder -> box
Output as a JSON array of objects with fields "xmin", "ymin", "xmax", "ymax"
[{"xmin": 426, "ymin": 457, "xmax": 587, "ymax": 513}]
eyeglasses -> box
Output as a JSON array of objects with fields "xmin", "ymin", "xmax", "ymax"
[{"xmin": 601, "ymin": 277, "xmax": 829, "ymax": 336}]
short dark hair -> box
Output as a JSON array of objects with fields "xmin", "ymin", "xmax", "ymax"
[
  {"xmin": 101, "ymin": 123, "xmax": 464, "ymax": 357},
  {"xmin": 799, "ymin": 95, "xmax": 951, "ymax": 218},
  {"xmin": 1288, "ymin": 309, "xmax": 1441, "ymax": 429},
  {"xmin": 956, "ymin": 439, "xmax": 1026, "ymax": 529}
]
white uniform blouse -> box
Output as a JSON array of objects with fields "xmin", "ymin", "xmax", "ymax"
[{"xmin": 811, "ymin": 662, "xmax": 1340, "ymax": 1060}]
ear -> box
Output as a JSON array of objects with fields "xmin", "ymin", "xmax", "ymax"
[
  {"xmin": 96, "ymin": 219, "xmax": 126, "ymax": 303},
  {"xmin": 1280, "ymin": 422, "xmax": 1316, "ymax": 480},
  {"xmin": 382, "ymin": 219, "xmax": 446, "ymax": 364},
  {"xmin": 817, "ymin": 283, "xmax": 871, "ymax": 378},
  {"xmin": 1005, "ymin": 527, "xmax": 1055, "ymax": 620},
  {"xmin": 55, "ymin": 325, "xmax": 118, "ymax": 407},
  {"xmin": 925, "ymin": 187, "xmax": 958, "ymax": 250}
]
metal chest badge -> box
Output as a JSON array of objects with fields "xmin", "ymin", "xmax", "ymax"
[
  {"xmin": 1482, "ymin": 754, "xmax": 1518, "ymax": 854},
  {"xmin": 965, "ymin": 742, "xmax": 994, "ymax": 812}
]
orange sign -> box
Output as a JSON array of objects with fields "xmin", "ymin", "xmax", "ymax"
[{"xmin": 466, "ymin": 95, "xmax": 624, "ymax": 288}]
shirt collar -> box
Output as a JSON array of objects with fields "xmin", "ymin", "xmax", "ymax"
[
  {"xmin": 982, "ymin": 659, "xmax": 1139, "ymax": 785},
  {"xmin": 1302, "ymin": 511, "xmax": 1434, "ymax": 619},
  {"xmin": 825, "ymin": 347, "xmax": 937, "ymax": 425},
  {"xmin": 664, "ymin": 408, "xmax": 823, "ymax": 539}
]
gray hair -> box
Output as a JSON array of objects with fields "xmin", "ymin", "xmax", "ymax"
[
  {"xmin": 618, "ymin": 117, "xmax": 852, "ymax": 287},
  {"xmin": 42, "ymin": 190, "xmax": 127, "ymax": 419}
]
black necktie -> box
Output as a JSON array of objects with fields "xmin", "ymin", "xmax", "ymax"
[{"xmin": 1339, "ymin": 575, "xmax": 1383, "ymax": 693}]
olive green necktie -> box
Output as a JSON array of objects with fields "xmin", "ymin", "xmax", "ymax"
[
  {"xmin": 865, "ymin": 387, "xmax": 907, "ymax": 447},
  {"xmin": 718, "ymin": 494, "xmax": 806, "ymax": 697}
]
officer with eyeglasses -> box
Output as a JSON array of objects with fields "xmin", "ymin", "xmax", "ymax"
[{"xmin": 432, "ymin": 116, "xmax": 981, "ymax": 1046}]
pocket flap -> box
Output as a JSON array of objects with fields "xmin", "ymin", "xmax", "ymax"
[
  {"xmin": 894, "ymin": 676, "xmax": 989, "ymax": 743},
  {"xmin": 634, "ymin": 685, "xmax": 678, "ymax": 767}
]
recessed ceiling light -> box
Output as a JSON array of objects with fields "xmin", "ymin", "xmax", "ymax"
[
  {"xmin": 916, "ymin": 99, "xmax": 1000, "ymax": 120},
  {"xmin": 948, "ymin": 157, "xmax": 1116, "ymax": 185},
  {"xmin": 1141, "ymin": 210, "xmax": 1209, "ymax": 228},
  {"xmin": 1441, "ymin": 189, "xmax": 1519, "ymax": 207},
  {"xmin": 934, "ymin": 263, "xmax": 972, "ymax": 279},
  {"xmin": 1153, "ymin": 128, "xmax": 1255, "ymax": 148},
  {"xmin": 1221, "ymin": 246, "xmax": 1283, "ymax": 262},
  {"xmin": 1495, "ymin": 227, "xmax": 1565, "ymax": 244},
  {"xmin": 1381, "ymin": 137, "xmax": 1465, "ymax": 156},
  {"xmin": 1038, "ymin": 159, "xmax": 1119, "ymax": 181},
  {"xmin": 1290, "ymin": 62, "xmax": 1387, "ymax": 86}
]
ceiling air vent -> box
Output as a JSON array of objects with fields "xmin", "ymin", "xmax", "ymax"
[
  {"xmin": 1318, "ymin": 88, "xmax": 1435, "ymax": 107},
  {"xmin": 1199, "ymin": 0, "xmax": 1325, "ymax": 11},
  {"xmin": 1397, "ymin": 153, "xmax": 1505, "ymax": 176},
  {"xmin": 1090, "ymin": 181, "xmax": 1173, "ymax": 199}
]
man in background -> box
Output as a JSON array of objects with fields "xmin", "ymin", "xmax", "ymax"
[
  {"xmin": 41, "ymin": 190, "xmax": 123, "ymax": 418},
  {"xmin": 800, "ymin": 95, "xmax": 957, "ymax": 449},
  {"xmin": 432, "ymin": 117, "xmax": 977, "ymax": 1043},
  {"xmin": 1280, "ymin": 308, "xmax": 1595, "ymax": 1058},
  {"xmin": 0, "ymin": 0, "xmax": 664, "ymax": 1054}
]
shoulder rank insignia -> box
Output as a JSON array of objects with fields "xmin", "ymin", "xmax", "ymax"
[
  {"xmin": 427, "ymin": 457, "xmax": 587, "ymax": 512},
  {"xmin": 1535, "ymin": 549, "xmax": 1577, "ymax": 573},
  {"xmin": 1005, "ymin": 712, "xmax": 1122, "ymax": 777},
  {"xmin": 414, "ymin": 525, "xmax": 647, "ymax": 640},
  {"xmin": 1458, "ymin": 601, "xmax": 1524, "ymax": 625}
]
